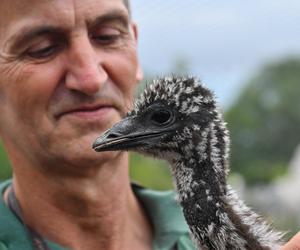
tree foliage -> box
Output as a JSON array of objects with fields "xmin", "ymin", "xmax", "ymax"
[
  {"xmin": 226, "ymin": 57, "xmax": 300, "ymax": 185},
  {"xmin": 130, "ymin": 153, "xmax": 173, "ymax": 190}
]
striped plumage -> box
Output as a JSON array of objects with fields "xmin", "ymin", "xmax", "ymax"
[{"xmin": 93, "ymin": 76, "xmax": 284, "ymax": 250}]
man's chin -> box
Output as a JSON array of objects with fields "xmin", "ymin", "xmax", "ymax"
[
  {"xmin": 58, "ymin": 136, "xmax": 125, "ymax": 163},
  {"xmin": 70, "ymin": 150, "xmax": 124, "ymax": 166},
  {"xmin": 46, "ymin": 146, "xmax": 126, "ymax": 176}
]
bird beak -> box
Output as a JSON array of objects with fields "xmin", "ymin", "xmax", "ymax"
[{"xmin": 92, "ymin": 117, "xmax": 165, "ymax": 152}]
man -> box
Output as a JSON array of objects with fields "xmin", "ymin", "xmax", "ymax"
[
  {"xmin": 0, "ymin": 0, "xmax": 298, "ymax": 249},
  {"xmin": 0, "ymin": 0, "xmax": 194, "ymax": 249}
]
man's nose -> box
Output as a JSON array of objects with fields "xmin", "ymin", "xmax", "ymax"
[{"xmin": 65, "ymin": 37, "xmax": 107, "ymax": 95}]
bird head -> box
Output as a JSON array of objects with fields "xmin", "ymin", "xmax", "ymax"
[{"xmin": 93, "ymin": 76, "xmax": 220, "ymax": 161}]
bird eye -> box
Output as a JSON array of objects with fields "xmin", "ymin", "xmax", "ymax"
[{"xmin": 150, "ymin": 110, "xmax": 172, "ymax": 125}]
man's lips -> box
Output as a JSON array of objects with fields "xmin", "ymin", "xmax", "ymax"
[{"xmin": 55, "ymin": 104, "xmax": 117, "ymax": 120}]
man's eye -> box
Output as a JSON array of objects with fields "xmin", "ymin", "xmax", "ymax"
[
  {"xmin": 94, "ymin": 34, "xmax": 120, "ymax": 44},
  {"xmin": 24, "ymin": 38, "xmax": 62, "ymax": 59},
  {"xmin": 26, "ymin": 45, "xmax": 59, "ymax": 59},
  {"xmin": 91, "ymin": 28, "xmax": 123, "ymax": 46}
]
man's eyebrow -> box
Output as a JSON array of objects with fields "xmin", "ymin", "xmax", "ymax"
[
  {"xmin": 8, "ymin": 26, "xmax": 66, "ymax": 51},
  {"xmin": 88, "ymin": 10, "xmax": 130, "ymax": 29},
  {"xmin": 7, "ymin": 10, "xmax": 130, "ymax": 51}
]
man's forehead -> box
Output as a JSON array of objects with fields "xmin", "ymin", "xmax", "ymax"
[
  {"xmin": 0, "ymin": 0, "xmax": 129, "ymax": 45},
  {"xmin": 0, "ymin": 0, "xmax": 128, "ymax": 21}
]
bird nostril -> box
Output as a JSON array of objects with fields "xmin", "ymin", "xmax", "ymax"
[{"xmin": 106, "ymin": 132, "xmax": 121, "ymax": 139}]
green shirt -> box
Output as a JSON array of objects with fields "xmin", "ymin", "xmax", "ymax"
[{"xmin": 0, "ymin": 180, "xmax": 195, "ymax": 250}]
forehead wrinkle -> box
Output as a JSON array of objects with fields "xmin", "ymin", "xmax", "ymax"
[
  {"xmin": 0, "ymin": 0, "xmax": 132, "ymax": 53},
  {"xmin": 0, "ymin": 0, "xmax": 60, "ymax": 26},
  {"xmin": 72, "ymin": 0, "xmax": 130, "ymax": 28},
  {"xmin": 0, "ymin": 1, "xmax": 74, "ymax": 48},
  {"xmin": 86, "ymin": 10, "xmax": 130, "ymax": 32}
]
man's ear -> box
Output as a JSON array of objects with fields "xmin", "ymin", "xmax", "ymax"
[
  {"xmin": 131, "ymin": 22, "xmax": 138, "ymax": 41},
  {"xmin": 136, "ymin": 60, "xmax": 144, "ymax": 82},
  {"xmin": 131, "ymin": 22, "xmax": 143, "ymax": 82}
]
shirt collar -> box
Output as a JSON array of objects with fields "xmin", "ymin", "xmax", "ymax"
[{"xmin": 132, "ymin": 183, "xmax": 190, "ymax": 249}]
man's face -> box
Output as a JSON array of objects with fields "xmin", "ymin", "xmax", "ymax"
[{"xmin": 0, "ymin": 0, "xmax": 142, "ymax": 169}]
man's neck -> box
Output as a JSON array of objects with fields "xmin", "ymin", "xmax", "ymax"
[{"xmin": 5, "ymin": 152, "xmax": 153, "ymax": 250}]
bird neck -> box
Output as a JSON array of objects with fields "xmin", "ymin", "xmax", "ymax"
[
  {"xmin": 170, "ymin": 122, "xmax": 277, "ymax": 250},
  {"xmin": 171, "ymin": 122, "xmax": 229, "ymax": 234},
  {"xmin": 172, "ymin": 121, "xmax": 229, "ymax": 203}
]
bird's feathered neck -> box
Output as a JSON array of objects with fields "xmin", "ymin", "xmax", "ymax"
[{"xmin": 167, "ymin": 112, "xmax": 282, "ymax": 250}]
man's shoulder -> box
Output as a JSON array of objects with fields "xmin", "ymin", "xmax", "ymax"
[{"xmin": 0, "ymin": 179, "xmax": 34, "ymax": 250}]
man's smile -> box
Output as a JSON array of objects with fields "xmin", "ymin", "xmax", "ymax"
[{"xmin": 56, "ymin": 103, "xmax": 118, "ymax": 120}]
